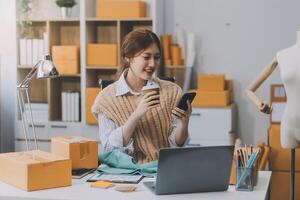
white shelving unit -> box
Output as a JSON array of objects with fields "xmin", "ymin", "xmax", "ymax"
[{"xmin": 15, "ymin": 0, "xmax": 164, "ymax": 152}]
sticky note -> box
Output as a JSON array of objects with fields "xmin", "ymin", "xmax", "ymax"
[
  {"xmin": 115, "ymin": 185, "xmax": 136, "ymax": 192},
  {"xmin": 91, "ymin": 181, "xmax": 113, "ymax": 189}
]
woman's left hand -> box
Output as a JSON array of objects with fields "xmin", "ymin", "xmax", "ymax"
[{"xmin": 172, "ymin": 100, "xmax": 192, "ymax": 123}]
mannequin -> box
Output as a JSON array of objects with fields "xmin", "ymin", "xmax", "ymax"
[{"xmin": 246, "ymin": 29, "xmax": 300, "ymax": 200}]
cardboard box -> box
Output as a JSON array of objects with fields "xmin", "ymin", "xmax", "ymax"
[
  {"xmin": 0, "ymin": 150, "xmax": 71, "ymax": 191},
  {"xmin": 52, "ymin": 45, "xmax": 79, "ymax": 75},
  {"xmin": 268, "ymin": 124, "xmax": 300, "ymax": 171},
  {"xmin": 53, "ymin": 60, "xmax": 79, "ymax": 75},
  {"xmin": 270, "ymin": 84, "xmax": 287, "ymax": 102},
  {"xmin": 51, "ymin": 136, "xmax": 99, "ymax": 169},
  {"xmin": 270, "ymin": 84, "xmax": 286, "ymax": 124},
  {"xmin": 192, "ymin": 90, "xmax": 231, "ymax": 107},
  {"xmin": 86, "ymin": 88, "xmax": 100, "ymax": 125},
  {"xmin": 270, "ymin": 171, "xmax": 300, "ymax": 200},
  {"xmin": 198, "ymin": 74, "xmax": 225, "ymax": 91},
  {"xmin": 86, "ymin": 44, "xmax": 117, "ymax": 67},
  {"xmin": 96, "ymin": 0, "xmax": 146, "ymax": 19}
]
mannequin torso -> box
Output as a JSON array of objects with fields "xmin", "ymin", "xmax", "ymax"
[{"xmin": 276, "ymin": 31, "xmax": 300, "ymax": 148}]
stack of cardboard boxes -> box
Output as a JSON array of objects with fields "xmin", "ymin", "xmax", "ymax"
[
  {"xmin": 268, "ymin": 84, "xmax": 300, "ymax": 200},
  {"xmin": 161, "ymin": 34, "xmax": 184, "ymax": 66},
  {"xmin": 192, "ymin": 74, "xmax": 232, "ymax": 107}
]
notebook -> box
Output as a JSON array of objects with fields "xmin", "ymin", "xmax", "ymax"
[{"xmin": 87, "ymin": 173, "xmax": 144, "ymax": 184}]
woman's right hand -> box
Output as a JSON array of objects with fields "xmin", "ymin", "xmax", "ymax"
[{"xmin": 133, "ymin": 91, "xmax": 160, "ymax": 119}]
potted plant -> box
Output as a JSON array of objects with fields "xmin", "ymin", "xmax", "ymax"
[
  {"xmin": 55, "ymin": 0, "xmax": 77, "ymax": 19},
  {"xmin": 17, "ymin": 0, "xmax": 32, "ymax": 38}
]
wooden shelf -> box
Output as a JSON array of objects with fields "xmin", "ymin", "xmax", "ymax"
[
  {"xmin": 86, "ymin": 66, "xmax": 118, "ymax": 70},
  {"xmin": 59, "ymin": 74, "xmax": 81, "ymax": 77},
  {"xmin": 18, "ymin": 65, "xmax": 34, "ymax": 69},
  {"xmin": 85, "ymin": 17, "xmax": 152, "ymax": 22},
  {"xmin": 48, "ymin": 19, "xmax": 80, "ymax": 22},
  {"xmin": 17, "ymin": 19, "xmax": 80, "ymax": 22}
]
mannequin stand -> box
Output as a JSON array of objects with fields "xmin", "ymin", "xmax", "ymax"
[{"xmin": 291, "ymin": 149, "xmax": 295, "ymax": 200}]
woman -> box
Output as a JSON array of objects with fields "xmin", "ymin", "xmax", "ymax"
[{"xmin": 92, "ymin": 28, "xmax": 191, "ymax": 163}]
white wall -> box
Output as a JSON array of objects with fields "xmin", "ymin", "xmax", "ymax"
[
  {"xmin": 164, "ymin": 0, "xmax": 300, "ymax": 144},
  {"xmin": 0, "ymin": 0, "xmax": 16, "ymax": 152}
]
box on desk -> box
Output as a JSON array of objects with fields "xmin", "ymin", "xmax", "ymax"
[
  {"xmin": 96, "ymin": 0, "xmax": 146, "ymax": 19},
  {"xmin": 86, "ymin": 88, "xmax": 100, "ymax": 125},
  {"xmin": 192, "ymin": 90, "xmax": 231, "ymax": 107},
  {"xmin": 268, "ymin": 124, "xmax": 300, "ymax": 171},
  {"xmin": 51, "ymin": 136, "xmax": 98, "ymax": 170},
  {"xmin": 86, "ymin": 44, "xmax": 117, "ymax": 67},
  {"xmin": 52, "ymin": 45, "xmax": 79, "ymax": 75},
  {"xmin": 0, "ymin": 150, "xmax": 71, "ymax": 191},
  {"xmin": 198, "ymin": 74, "xmax": 225, "ymax": 91}
]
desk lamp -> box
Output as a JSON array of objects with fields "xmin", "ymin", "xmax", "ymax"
[{"xmin": 17, "ymin": 55, "xmax": 59, "ymax": 150}]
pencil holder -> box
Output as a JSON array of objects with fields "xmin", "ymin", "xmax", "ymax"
[{"xmin": 235, "ymin": 166, "xmax": 255, "ymax": 191}]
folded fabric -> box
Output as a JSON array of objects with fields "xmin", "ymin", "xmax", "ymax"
[{"xmin": 98, "ymin": 150, "xmax": 158, "ymax": 176}]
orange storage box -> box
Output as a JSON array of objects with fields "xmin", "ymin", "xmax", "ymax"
[
  {"xmin": 96, "ymin": 0, "xmax": 146, "ymax": 19},
  {"xmin": 192, "ymin": 90, "xmax": 230, "ymax": 107},
  {"xmin": 86, "ymin": 44, "xmax": 117, "ymax": 67},
  {"xmin": 0, "ymin": 150, "xmax": 71, "ymax": 191},
  {"xmin": 52, "ymin": 45, "xmax": 79, "ymax": 75},
  {"xmin": 86, "ymin": 88, "xmax": 100, "ymax": 125},
  {"xmin": 268, "ymin": 124, "xmax": 300, "ymax": 171},
  {"xmin": 51, "ymin": 136, "xmax": 99, "ymax": 170},
  {"xmin": 198, "ymin": 74, "xmax": 225, "ymax": 91},
  {"xmin": 270, "ymin": 171, "xmax": 300, "ymax": 200}
]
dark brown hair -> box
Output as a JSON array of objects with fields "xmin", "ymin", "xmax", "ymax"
[{"xmin": 119, "ymin": 28, "xmax": 162, "ymax": 75}]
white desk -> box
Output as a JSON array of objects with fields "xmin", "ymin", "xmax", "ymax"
[{"xmin": 0, "ymin": 171, "xmax": 271, "ymax": 200}]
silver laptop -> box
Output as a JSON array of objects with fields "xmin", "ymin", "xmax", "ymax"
[{"xmin": 144, "ymin": 145, "xmax": 234, "ymax": 195}]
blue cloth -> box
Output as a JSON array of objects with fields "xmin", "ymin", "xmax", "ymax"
[{"xmin": 98, "ymin": 150, "xmax": 158, "ymax": 176}]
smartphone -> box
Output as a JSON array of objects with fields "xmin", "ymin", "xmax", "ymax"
[{"xmin": 176, "ymin": 92, "xmax": 196, "ymax": 111}]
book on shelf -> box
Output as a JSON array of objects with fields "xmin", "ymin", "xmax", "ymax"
[
  {"xmin": 62, "ymin": 91, "xmax": 80, "ymax": 122},
  {"xmin": 19, "ymin": 34, "xmax": 48, "ymax": 67},
  {"xmin": 19, "ymin": 38, "xmax": 27, "ymax": 65},
  {"xmin": 43, "ymin": 32, "xmax": 49, "ymax": 55},
  {"xmin": 23, "ymin": 103, "xmax": 49, "ymax": 122},
  {"xmin": 32, "ymin": 39, "xmax": 39, "ymax": 65},
  {"xmin": 24, "ymin": 103, "xmax": 48, "ymax": 110},
  {"xmin": 26, "ymin": 39, "xmax": 32, "ymax": 66}
]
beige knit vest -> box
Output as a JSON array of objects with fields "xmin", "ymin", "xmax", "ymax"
[{"xmin": 92, "ymin": 78, "xmax": 182, "ymax": 163}]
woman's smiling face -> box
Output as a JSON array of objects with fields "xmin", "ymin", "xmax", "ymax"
[{"xmin": 128, "ymin": 43, "xmax": 161, "ymax": 81}]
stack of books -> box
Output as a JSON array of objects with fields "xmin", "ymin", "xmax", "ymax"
[
  {"xmin": 61, "ymin": 91, "xmax": 80, "ymax": 122},
  {"xmin": 24, "ymin": 103, "xmax": 48, "ymax": 122}
]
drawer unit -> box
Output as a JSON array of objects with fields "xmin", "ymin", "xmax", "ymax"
[
  {"xmin": 188, "ymin": 104, "xmax": 236, "ymax": 146},
  {"xmin": 15, "ymin": 121, "xmax": 48, "ymax": 140}
]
